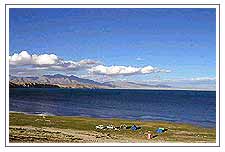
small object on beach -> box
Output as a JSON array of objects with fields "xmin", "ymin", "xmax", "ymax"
[
  {"xmin": 96, "ymin": 125, "xmax": 105, "ymax": 130},
  {"xmin": 38, "ymin": 113, "xmax": 46, "ymax": 119},
  {"xmin": 114, "ymin": 128, "xmax": 120, "ymax": 131},
  {"xmin": 147, "ymin": 133, "xmax": 153, "ymax": 139},
  {"xmin": 106, "ymin": 125, "xmax": 114, "ymax": 129},
  {"xmin": 159, "ymin": 127, "xmax": 165, "ymax": 130},
  {"xmin": 114, "ymin": 126, "xmax": 120, "ymax": 131},
  {"xmin": 131, "ymin": 125, "xmax": 138, "ymax": 131},
  {"xmin": 120, "ymin": 124, "xmax": 127, "ymax": 129},
  {"xmin": 156, "ymin": 127, "xmax": 165, "ymax": 133}
]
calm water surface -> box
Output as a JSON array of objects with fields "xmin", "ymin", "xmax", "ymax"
[{"xmin": 9, "ymin": 88, "xmax": 216, "ymax": 128}]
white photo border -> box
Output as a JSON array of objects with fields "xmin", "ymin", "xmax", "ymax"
[{"xmin": 4, "ymin": 4, "xmax": 220, "ymax": 147}]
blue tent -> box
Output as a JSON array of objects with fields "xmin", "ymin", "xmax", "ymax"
[
  {"xmin": 131, "ymin": 125, "xmax": 137, "ymax": 131},
  {"xmin": 156, "ymin": 128, "xmax": 165, "ymax": 133},
  {"xmin": 156, "ymin": 129, "xmax": 163, "ymax": 133}
]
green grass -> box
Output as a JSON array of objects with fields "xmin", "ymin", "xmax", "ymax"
[{"xmin": 9, "ymin": 112, "xmax": 216, "ymax": 143}]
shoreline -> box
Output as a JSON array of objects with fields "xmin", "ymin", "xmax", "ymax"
[
  {"xmin": 9, "ymin": 111, "xmax": 215, "ymax": 129},
  {"xmin": 106, "ymin": 87, "xmax": 216, "ymax": 92},
  {"xmin": 9, "ymin": 112, "xmax": 216, "ymax": 143},
  {"xmin": 9, "ymin": 87, "xmax": 216, "ymax": 92}
]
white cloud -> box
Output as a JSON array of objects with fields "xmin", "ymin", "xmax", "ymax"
[
  {"xmin": 89, "ymin": 65, "xmax": 170, "ymax": 76},
  {"xmin": 189, "ymin": 77, "xmax": 216, "ymax": 81},
  {"xmin": 10, "ymin": 51, "xmax": 171, "ymax": 77},
  {"xmin": 9, "ymin": 51, "xmax": 99, "ymax": 71},
  {"xmin": 32, "ymin": 54, "xmax": 59, "ymax": 65},
  {"xmin": 61, "ymin": 59, "xmax": 99, "ymax": 70},
  {"xmin": 9, "ymin": 51, "xmax": 32, "ymax": 66},
  {"xmin": 9, "ymin": 51, "xmax": 60, "ymax": 66}
]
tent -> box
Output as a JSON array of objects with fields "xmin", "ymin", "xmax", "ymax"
[
  {"xmin": 131, "ymin": 125, "xmax": 138, "ymax": 131},
  {"xmin": 156, "ymin": 127, "xmax": 165, "ymax": 133}
]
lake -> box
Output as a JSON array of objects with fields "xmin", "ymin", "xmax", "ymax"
[{"xmin": 9, "ymin": 88, "xmax": 216, "ymax": 128}]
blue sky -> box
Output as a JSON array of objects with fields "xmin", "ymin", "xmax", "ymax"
[{"xmin": 9, "ymin": 8, "xmax": 216, "ymax": 89}]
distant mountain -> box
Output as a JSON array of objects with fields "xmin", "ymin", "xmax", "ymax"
[
  {"xmin": 9, "ymin": 74, "xmax": 173, "ymax": 89},
  {"xmin": 10, "ymin": 74, "xmax": 110, "ymax": 89},
  {"xmin": 103, "ymin": 81, "xmax": 172, "ymax": 89},
  {"xmin": 41, "ymin": 74, "xmax": 105, "ymax": 86}
]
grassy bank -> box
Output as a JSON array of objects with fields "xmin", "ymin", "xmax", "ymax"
[{"xmin": 9, "ymin": 112, "xmax": 216, "ymax": 143}]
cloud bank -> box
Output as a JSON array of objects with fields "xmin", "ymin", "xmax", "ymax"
[
  {"xmin": 189, "ymin": 77, "xmax": 216, "ymax": 81},
  {"xmin": 89, "ymin": 65, "xmax": 170, "ymax": 76},
  {"xmin": 146, "ymin": 77, "xmax": 216, "ymax": 83},
  {"xmin": 10, "ymin": 51, "xmax": 170, "ymax": 76},
  {"xmin": 9, "ymin": 51, "xmax": 99, "ymax": 71},
  {"xmin": 9, "ymin": 51, "xmax": 59, "ymax": 66}
]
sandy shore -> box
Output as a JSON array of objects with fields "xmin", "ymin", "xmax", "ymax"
[{"xmin": 9, "ymin": 112, "xmax": 216, "ymax": 143}]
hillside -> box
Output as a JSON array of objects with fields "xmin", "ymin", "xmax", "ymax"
[
  {"xmin": 9, "ymin": 74, "xmax": 110, "ymax": 89},
  {"xmin": 9, "ymin": 74, "xmax": 173, "ymax": 89}
]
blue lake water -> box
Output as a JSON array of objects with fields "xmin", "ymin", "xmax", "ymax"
[{"xmin": 9, "ymin": 88, "xmax": 216, "ymax": 128}]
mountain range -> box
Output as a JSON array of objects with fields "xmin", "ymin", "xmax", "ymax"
[{"xmin": 9, "ymin": 74, "xmax": 172, "ymax": 89}]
